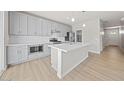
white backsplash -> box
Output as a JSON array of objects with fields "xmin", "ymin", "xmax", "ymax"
[{"xmin": 9, "ymin": 35, "xmax": 65, "ymax": 44}]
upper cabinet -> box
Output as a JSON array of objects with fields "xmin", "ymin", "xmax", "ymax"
[
  {"xmin": 28, "ymin": 16, "xmax": 52, "ymax": 36},
  {"xmin": 19, "ymin": 13, "xmax": 28, "ymax": 35},
  {"xmin": 51, "ymin": 22, "xmax": 71, "ymax": 37},
  {"xmin": 10, "ymin": 12, "xmax": 71, "ymax": 37},
  {"xmin": 46, "ymin": 20, "xmax": 52, "ymax": 36},
  {"xmin": 10, "ymin": 12, "xmax": 27, "ymax": 35},
  {"xmin": 10, "ymin": 12, "xmax": 20, "ymax": 35},
  {"xmin": 42, "ymin": 19, "xmax": 52, "ymax": 36},
  {"xmin": 28, "ymin": 16, "xmax": 42, "ymax": 36},
  {"xmin": 60, "ymin": 25, "xmax": 71, "ymax": 37}
]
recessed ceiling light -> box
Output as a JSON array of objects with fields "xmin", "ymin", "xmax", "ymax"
[
  {"xmin": 82, "ymin": 24, "xmax": 86, "ymax": 27},
  {"xmin": 71, "ymin": 18, "xmax": 75, "ymax": 22}
]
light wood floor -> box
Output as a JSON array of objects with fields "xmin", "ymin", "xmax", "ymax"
[{"xmin": 1, "ymin": 46, "xmax": 124, "ymax": 81}]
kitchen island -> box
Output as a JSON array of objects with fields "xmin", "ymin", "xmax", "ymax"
[{"xmin": 48, "ymin": 43, "xmax": 88, "ymax": 79}]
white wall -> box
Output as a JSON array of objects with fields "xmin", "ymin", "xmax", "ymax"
[
  {"xmin": 0, "ymin": 11, "xmax": 8, "ymax": 73},
  {"xmin": 72, "ymin": 18, "xmax": 101, "ymax": 54}
]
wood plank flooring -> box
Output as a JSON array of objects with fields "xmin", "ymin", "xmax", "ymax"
[{"xmin": 0, "ymin": 46, "xmax": 124, "ymax": 81}]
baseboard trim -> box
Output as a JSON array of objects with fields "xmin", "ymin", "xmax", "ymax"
[
  {"xmin": 62, "ymin": 55, "xmax": 88, "ymax": 78},
  {"xmin": 88, "ymin": 50, "xmax": 100, "ymax": 54}
]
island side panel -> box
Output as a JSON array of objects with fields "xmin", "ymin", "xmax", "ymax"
[
  {"xmin": 62, "ymin": 46, "xmax": 88, "ymax": 77},
  {"xmin": 51, "ymin": 48, "xmax": 58, "ymax": 71}
]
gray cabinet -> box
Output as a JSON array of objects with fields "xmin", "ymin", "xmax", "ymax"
[
  {"xmin": 61, "ymin": 25, "xmax": 68, "ymax": 37},
  {"xmin": 43, "ymin": 19, "xmax": 52, "ymax": 36},
  {"xmin": 19, "ymin": 13, "xmax": 28, "ymax": 35},
  {"xmin": 44, "ymin": 44, "xmax": 51, "ymax": 56},
  {"xmin": 10, "ymin": 12, "xmax": 27, "ymax": 35},
  {"xmin": 10, "ymin": 12, "xmax": 20, "ymax": 35},
  {"xmin": 42, "ymin": 19, "xmax": 48, "ymax": 36},
  {"xmin": 46, "ymin": 20, "xmax": 52, "ymax": 36},
  {"xmin": 28, "ymin": 16, "xmax": 43, "ymax": 36},
  {"xmin": 8, "ymin": 45, "xmax": 28, "ymax": 64},
  {"xmin": 56, "ymin": 23, "xmax": 62, "ymax": 37},
  {"xmin": 28, "ymin": 16, "xmax": 37, "ymax": 35},
  {"xmin": 10, "ymin": 12, "xmax": 71, "ymax": 37},
  {"xmin": 51, "ymin": 22, "xmax": 68, "ymax": 37}
]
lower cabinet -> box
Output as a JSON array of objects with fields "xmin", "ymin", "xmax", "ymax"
[
  {"xmin": 44, "ymin": 44, "xmax": 51, "ymax": 56},
  {"xmin": 7, "ymin": 44, "xmax": 51, "ymax": 65},
  {"xmin": 7, "ymin": 45, "xmax": 28, "ymax": 64}
]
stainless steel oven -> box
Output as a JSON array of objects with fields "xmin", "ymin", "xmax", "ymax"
[{"xmin": 28, "ymin": 45, "xmax": 43, "ymax": 54}]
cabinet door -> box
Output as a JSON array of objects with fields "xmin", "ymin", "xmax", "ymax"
[
  {"xmin": 17, "ymin": 46, "xmax": 27, "ymax": 63},
  {"xmin": 19, "ymin": 13, "xmax": 27, "ymax": 35},
  {"xmin": 51, "ymin": 22, "xmax": 60, "ymax": 37},
  {"xmin": 10, "ymin": 12, "xmax": 20, "ymax": 35},
  {"xmin": 57, "ymin": 24, "xmax": 63, "ymax": 37},
  {"xmin": 28, "ymin": 16, "xmax": 43, "ymax": 36},
  {"xmin": 44, "ymin": 44, "xmax": 51, "ymax": 56},
  {"xmin": 28, "ymin": 16, "xmax": 36, "ymax": 35},
  {"xmin": 8, "ymin": 46, "xmax": 18, "ymax": 64},
  {"xmin": 64, "ymin": 26, "xmax": 71, "ymax": 36},
  {"xmin": 40, "ymin": 19, "xmax": 44, "ymax": 36},
  {"xmin": 0, "ymin": 12, "xmax": 3, "ymax": 43},
  {"xmin": 8, "ymin": 46, "xmax": 27, "ymax": 64},
  {"xmin": 47, "ymin": 21, "xmax": 52, "ymax": 36},
  {"xmin": 35, "ymin": 18, "xmax": 42, "ymax": 36},
  {"xmin": 61, "ymin": 25, "xmax": 67, "ymax": 37},
  {"xmin": 51, "ymin": 22, "xmax": 57, "ymax": 31},
  {"xmin": 42, "ymin": 19, "xmax": 48, "ymax": 36}
]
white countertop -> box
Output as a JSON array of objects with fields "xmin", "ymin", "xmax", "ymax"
[
  {"xmin": 48, "ymin": 43, "xmax": 89, "ymax": 52},
  {"xmin": 7, "ymin": 43, "xmax": 46, "ymax": 46},
  {"xmin": 7, "ymin": 42, "xmax": 69, "ymax": 46}
]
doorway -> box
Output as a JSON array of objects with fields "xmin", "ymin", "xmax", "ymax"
[{"xmin": 104, "ymin": 28, "xmax": 119, "ymax": 47}]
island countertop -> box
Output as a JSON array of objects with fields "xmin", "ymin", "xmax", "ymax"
[
  {"xmin": 48, "ymin": 43, "xmax": 89, "ymax": 53},
  {"xmin": 49, "ymin": 42, "xmax": 89, "ymax": 79}
]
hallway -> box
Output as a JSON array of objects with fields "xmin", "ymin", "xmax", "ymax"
[{"xmin": 0, "ymin": 46, "xmax": 124, "ymax": 81}]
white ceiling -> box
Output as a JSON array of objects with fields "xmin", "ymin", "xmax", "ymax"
[{"xmin": 26, "ymin": 11, "xmax": 124, "ymax": 27}]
